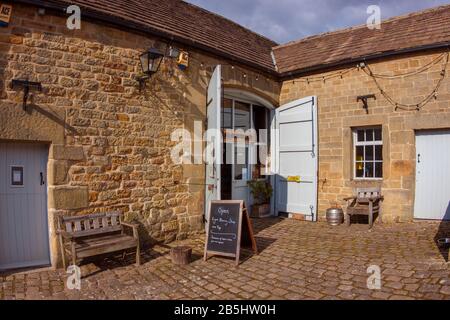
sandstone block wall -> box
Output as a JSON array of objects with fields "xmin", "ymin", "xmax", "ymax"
[
  {"xmin": 0, "ymin": 3, "xmax": 280, "ymax": 266},
  {"xmin": 280, "ymin": 49, "xmax": 450, "ymax": 222}
]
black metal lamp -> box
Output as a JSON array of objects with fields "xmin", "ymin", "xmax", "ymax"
[{"xmin": 138, "ymin": 48, "xmax": 164, "ymax": 90}]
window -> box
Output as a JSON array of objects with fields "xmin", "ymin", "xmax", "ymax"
[{"xmin": 353, "ymin": 127, "xmax": 383, "ymax": 179}]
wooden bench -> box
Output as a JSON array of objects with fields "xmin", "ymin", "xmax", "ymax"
[
  {"xmin": 344, "ymin": 187, "xmax": 384, "ymax": 229},
  {"xmin": 57, "ymin": 211, "xmax": 140, "ymax": 269}
]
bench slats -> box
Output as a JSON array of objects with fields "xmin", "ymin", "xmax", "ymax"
[
  {"xmin": 92, "ymin": 218, "xmax": 99, "ymax": 229},
  {"xmin": 102, "ymin": 217, "xmax": 108, "ymax": 228},
  {"xmin": 58, "ymin": 211, "xmax": 141, "ymax": 268},
  {"xmin": 62, "ymin": 212, "xmax": 120, "ymax": 222},
  {"xmin": 111, "ymin": 214, "xmax": 118, "ymax": 226}
]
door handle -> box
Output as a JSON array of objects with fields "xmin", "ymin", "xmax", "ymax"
[
  {"xmin": 417, "ymin": 153, "xmax": 421, "ymax": 163},
  {"xmin": 40, "ymin": 172, "xmax": 45, "ymax": 185}
]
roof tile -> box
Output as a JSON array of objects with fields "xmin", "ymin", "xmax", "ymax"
[{"xmin": 273, "ymin": 5, "xmax": 450, "ymax": 76}]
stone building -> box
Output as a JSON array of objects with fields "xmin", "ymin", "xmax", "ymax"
[{"xmin": 0, "ymin": 1, "xmax": 449, "ymax": 271}]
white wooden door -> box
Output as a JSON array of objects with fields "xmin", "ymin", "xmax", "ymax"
[
  {"xmin": 204, "ymin": 65, "xmax": 222, "ymax": 223},
  {"xmin": 0, "ymin": 143, "xmax": 50, "ymax": 270},
  {"xmin": 275, "ymin": 96, "xmax": 318, "ymax": 221},
  {"xmin": 414, "ymin": 130, "xmax": 450, "ymax": 220}
]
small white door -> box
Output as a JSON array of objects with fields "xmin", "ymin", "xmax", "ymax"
[
  {"xmin": 204, "ymin": 65, "xmax": 222, "ymax": 222},
  {"xmin": 0, "ymin": 143, "xmax": 50, "ymax": 270},
  {"xmin": 275, "ymin": 96, "xmax": 318, "ymax": 220},
  {"xmin": 414, "ymin": 130, "xmax": 450, "ymax": 220}
]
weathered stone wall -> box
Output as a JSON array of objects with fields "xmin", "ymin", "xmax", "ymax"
[
  {"xmin": 280, "ymin": 49, "xmax": 450, "ymax": 222},
  {"xmin": 0, "ymin": 3, "xmax": 280, "ymax": 266}
]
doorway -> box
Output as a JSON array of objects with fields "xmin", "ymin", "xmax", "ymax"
[
  {"xmin": 220, "ymin": 95, "xmax": 273, "ymax": 212},
  {"xmin": 0, "ymin": 142, "xmax": 50, "ymax": 270}
]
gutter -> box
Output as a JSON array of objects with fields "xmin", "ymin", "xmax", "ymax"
[
  {"xmin": 15, "ymin": 0, "xmax": 279, "ymax": 77},
  {"xmin": 278, "ymin": 42, "xmax": 450, "ymax": 80}
]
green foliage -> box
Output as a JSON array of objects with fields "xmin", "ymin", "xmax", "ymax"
[{"xmin": 247, "ymin": 180, "xmax": 273, "ymax": 205}]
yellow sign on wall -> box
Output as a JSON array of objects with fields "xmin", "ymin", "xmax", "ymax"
[
  {"xmin": 287, "ymin": 175, "xmax": 301, "ymax": 182},
  {"xmin": 0, "ymin": 4, "xmax": 12, "ymax": 27},
  {"xmin": 177, "ymin": 50, "xmax": 189, "ymax": 70}
]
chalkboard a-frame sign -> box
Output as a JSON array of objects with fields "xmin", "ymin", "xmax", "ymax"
[{"xmin": 204, "ymin": 200, "xmax": 258, "ymax": 266}]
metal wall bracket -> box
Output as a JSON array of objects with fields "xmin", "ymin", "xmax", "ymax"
[
  {"xmin": 137, "ymin": 75, "xmax": 150, "ymax": 92},
  {"xmin": 357, "ymin": 94, "xmax": 376, "ymax": 114},
  {"xmin": 10, "ymin": 79, "xmax": 42, "ymax": 111}
]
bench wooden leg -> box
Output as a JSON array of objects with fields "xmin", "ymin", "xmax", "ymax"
[
  {"xmin": 368, "ymin": 201, "xmax": 374, "ymax": 229},
  {"xmin": 71, "ymin": 242, "xmax": 77, "ymax": 266},
  {"xmin": 58, "ymin": 234, "xmax": 67, "ymax": 270},
  {"xmin": 378, "ymin": 203, "xmax": 383, "ymax": 224},
  {"xmin": 135, "ymin": 245, "xmax": 141, "ymax": 266}
]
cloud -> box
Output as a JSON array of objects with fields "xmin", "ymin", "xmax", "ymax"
[{"xmin": 185, "ymin": 0, "xmax": 450, "ymax": 44}]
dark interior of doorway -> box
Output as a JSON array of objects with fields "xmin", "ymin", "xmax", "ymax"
[
  {"xmin": 220, "ymin": 104, "xmax": 270, "ymax": 200},
  {"xmin": 221, "ymin": 143, "xmax": 232, "ymax": 200}
]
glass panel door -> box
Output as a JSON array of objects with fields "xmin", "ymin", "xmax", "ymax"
[{"xmin": 231, "ymin": 101, "xmax": 250, "ymax": 201}]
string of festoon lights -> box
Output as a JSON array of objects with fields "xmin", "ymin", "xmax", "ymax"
[
  {"xmin": 362, "ymin": 51, "xmax": 449, "ymax": 111},
  {"xmin": 187, "ymin": 49, "xmax": 449, "ymax": 112},
  {"xmin": 188, "ymin": 54, "xmax": 274, "ymax": 83}
]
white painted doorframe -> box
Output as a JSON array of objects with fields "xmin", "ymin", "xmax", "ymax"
[{"xmin": 223, "ymin": 91, "xmax": 276, "ymax": 215}]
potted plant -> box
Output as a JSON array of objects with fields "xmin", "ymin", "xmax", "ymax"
[{"xmin": 247, "ymin": 180, "xmax": 273, "ymax": 218}]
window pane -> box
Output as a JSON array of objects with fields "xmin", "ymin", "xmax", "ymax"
[
  {"xmin": 357, "ymin": 130, "xmax": 365, "ymax": 142},
  {"xmin": 365, "ymin": 145, "xmax": 374, "ymax": 160},
  {"xmin": 356, "ymin": 162, "xmax": 364, "ymax": 177},
  {"xmin": 366, "ymin": 129, "xmax": 374, "ymax": 141},
  {"xmin": 356, "ymin": 146, "xmax": 364, "ymax": 161},
  {"xmin": 374, "ymin": 128, "xmax": 382, "ymax": 141},
  {"xmin": 234, "ymin": 146, "xmax": 248, "ymax": 180},
  {"xmin": 375, "ymin": 162, "xmax": 383, "ymax": 178},
  {"xmin": 365, "ymin": 162, "xmax": 374, "ymax": 178},
  {"xmin": 375, "ymin": 145, "xmax": 383, "ymax": 160},
  {"xmin": 222, "ymin": 98, "xmax": 233, "ymax": 129},
  {"xmin": 234, "ymin": 101, "xmax": 250, "ymax": 131}
]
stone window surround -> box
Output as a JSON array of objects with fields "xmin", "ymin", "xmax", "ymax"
[
  {"xmin": 343, "ymin": 116, "xmax": 390, "ymax": 188},
  {"xmin": 352, "ymin": 126, "xmax": 383, "ymax": 180}
]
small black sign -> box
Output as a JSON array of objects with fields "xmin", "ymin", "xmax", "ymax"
[{"xmin": 204, "ymin": 200, "xmax": 257, "ymax": 266}]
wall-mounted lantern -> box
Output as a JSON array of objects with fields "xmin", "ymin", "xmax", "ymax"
[{"xmin": 138, "ymin": 48, "xmax": 164, "ymax": 90}]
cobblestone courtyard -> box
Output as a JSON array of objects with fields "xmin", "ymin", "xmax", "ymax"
[{"xmin": 1, "ymin": 218, "xmax": 449, "ymax": 300}]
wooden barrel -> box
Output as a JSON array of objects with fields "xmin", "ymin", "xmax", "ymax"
[
  {"xmin": 326, "ymin": 207, "xmax": 344, "ymax": 226},
  {"xmin": 170, "ymin": 246, "xmax": 192, "ymax": 265}
]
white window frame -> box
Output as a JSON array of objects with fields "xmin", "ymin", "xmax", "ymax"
[{"xmin": 353, "ymin": 126, "xmax": 383, "ymax": 180}]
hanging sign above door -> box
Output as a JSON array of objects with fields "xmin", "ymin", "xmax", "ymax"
[
  {"xmin": 0, "ymin": 4, "xmax": 12, "ymax": 27},
  {"xmin": 204, "ymin": 200, "xmax": 258, "ymax": 266}
]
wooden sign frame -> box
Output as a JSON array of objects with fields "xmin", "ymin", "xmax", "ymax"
[{"xmin": 204, "ymin": 200, "xmax": 257, "ymax": 266}]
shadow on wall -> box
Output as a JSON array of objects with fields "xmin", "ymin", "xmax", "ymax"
[{"xmin": 434, "ymin": 201, "xmax": 450, "ymax": 262}]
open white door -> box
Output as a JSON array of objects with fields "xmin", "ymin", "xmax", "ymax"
[
  {"xmin": 204, "ymin": 65, "xmax": 222, "ymax": 224},
  {"xmin": 275, "ymin": 96, "xmax": 318, "ymax": 221}
]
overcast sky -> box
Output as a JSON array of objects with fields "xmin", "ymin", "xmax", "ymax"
[{"xmin": 185, "ymin": 0, "xmax": 450, "ymax": 44}]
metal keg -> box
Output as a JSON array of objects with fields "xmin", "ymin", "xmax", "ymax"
[{"xmin": 326, "ymin": 207, "xmax": 344, "ymax": 226}]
